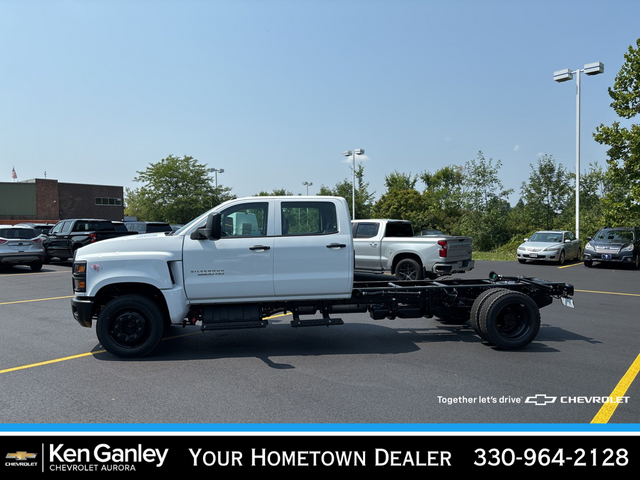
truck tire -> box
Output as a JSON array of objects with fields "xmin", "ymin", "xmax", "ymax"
[
  {"xmin": 395, "ymin": 258, "xmax": 424, "ymax": 280},
  {"xmin": 469, "ymin": 288, "xmax": 510, "ymax": 341},
  {"xmin": 477, "ymin": 290, "xmax": 540, "ymax": 349},
  {"xmin": 96, "ymin": 294, "xmax": 165, "ymax": 358}
]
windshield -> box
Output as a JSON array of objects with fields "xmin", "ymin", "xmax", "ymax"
[
  {"xmin": 528, "ymin": 232, "xmax": 563, "ymax": 243},
  {"xmin": 593, "ymin": 229, "xmax": 634, "ymax": 243}
]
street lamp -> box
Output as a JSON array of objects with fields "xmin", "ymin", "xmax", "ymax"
[
  {"xmin": 207, "ymin": 167, "xmax": 224, "ymax": 189},
  {"xmin": 302, "ymin": 181, "xmax": 313, "ymax": 195},
  {"xmin": 342, "ymin": 149, "xmax": 365, "ymax": 220},
  {"xmin": 554, "ymin": 62, "xmax": 604, "ymax": 240}
]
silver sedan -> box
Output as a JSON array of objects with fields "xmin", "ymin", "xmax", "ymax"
[{"xmin": 517, "ymin": 230, "xmax": 581, "ymax": 264}]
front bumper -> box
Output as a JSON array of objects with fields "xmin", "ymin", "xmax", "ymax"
[
  {"xmin": 517, "ymin": 250, "xmax": 561, "ymax": 262},
  {"xmin": 71, "ymin": 296, "xmax": 95, "ymax": 328},
  {"xmin": 583, "ymin": 251, "xmax": 634, "ymax": 263}
]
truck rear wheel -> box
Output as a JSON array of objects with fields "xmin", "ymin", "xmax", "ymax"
[
  {"xmin": 469, "ymin": 288, "xmax": 510, "ymax": 341},
  {"xmin": 96, "ymin": 294, "xmax": 165, "ymax": 357},
  {"xmin": 477, "ymin": 290, "xmax": 540, "ymax": 349},
  {"xmin": 395, "ymin": 258, "xmax": 424, "ymax": 280}
]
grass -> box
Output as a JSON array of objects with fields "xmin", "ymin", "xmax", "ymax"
[{"xmin": 472, "ymin": 251, "xmax": 517, "ymax": 261}]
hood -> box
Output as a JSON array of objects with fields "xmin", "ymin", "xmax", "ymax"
[
  {"xmin": 521, "ymin": 241, "xmax": 563, "ymax": 250},
  {"xmin": 75, "ymin": 232, "xmax": 185, "ymax": 261}
]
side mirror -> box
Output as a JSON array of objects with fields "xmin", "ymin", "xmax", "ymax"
[
  {"xmin": 190, "ymin": 213, "xmax": 221, "ymax": 240},
  {"xmin": 203, "ymin": 213, "xmax": 221, "ymax": 240}
]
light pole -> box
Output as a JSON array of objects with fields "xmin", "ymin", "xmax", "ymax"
[
  {"xmin": 207, "ymin": 167, "xmax": 224, "ymax": 189},
  {"xmin": 342, "ymin": 149, "xmax": 364, "ymax": 220},
  {"xmin": 302, "ymin": 181, "xmax": 313, "ymax": 195},
  {"xmin": 553, "ymin": 62, "xmax": 604, "ymax": 240},
  {"xmin": 207, "ymin": 167, "xmax": 224, "ymax": 207}
]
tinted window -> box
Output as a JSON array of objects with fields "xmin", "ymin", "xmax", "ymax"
[
  {"xmin": 354, "ymin": 223, "xmax": 379, "ymax": 238},
  {"xmin": 0, "ymin": 228, "xmax": 37, "ymax": 239},
  {"xmin": 385, "ymin": 222, "xmax": 414, "ymax": 237}
]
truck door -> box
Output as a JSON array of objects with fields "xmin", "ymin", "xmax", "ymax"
[
  {"xmin": 182, "ymin": 201, "xmax": 275, "ymax": 301},
  {"xmin": 352, "ymin": 222, "xmax": 383, "ymax": 271},
  {"xmin": 273, "ymin": 200, "xmax": 352, "ymax": 297}
]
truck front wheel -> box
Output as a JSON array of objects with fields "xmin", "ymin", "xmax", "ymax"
[
  {"xmin": 96, "ymin": 294, "xmax": 165, "ymax": 358},
  {"xmin": 395, "ymin": 258, "xmax": 424, "ymax": 280},
  {"xmin": 478, "ymin": 290, "xmax": 540, "ymax": 349}
]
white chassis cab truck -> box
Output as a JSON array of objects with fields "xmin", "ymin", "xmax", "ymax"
[
  {"xmin": 352, "ymin": 219, "xmax": 474, "ymax": 280},
  {"xmin": 71, "ymin": 196, "xmax": 574, "ymax": 358}
]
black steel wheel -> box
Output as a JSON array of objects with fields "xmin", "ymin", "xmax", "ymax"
[
  {"xmin": 96, "ymin": 294, "xmax": 165, "ymax": 358},
  {"xmin": 478, "ymin": 290, "xmax": 541, "ymax": 349}
]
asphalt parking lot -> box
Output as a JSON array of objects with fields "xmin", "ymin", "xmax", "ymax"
[{"xmin": 0, "ymin": 258, "xmax": 638, "ymax": 430}]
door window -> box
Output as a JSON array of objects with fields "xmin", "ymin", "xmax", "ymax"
[{"xmin": 220, "ymin": 203, "xmax": 268, "ymax": 237}]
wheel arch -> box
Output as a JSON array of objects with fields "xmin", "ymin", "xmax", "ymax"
[
  {"xmin": 92, "ymin": 282, "xmax": 171, "ymax": 327},
  {"xmin": 391, "ymin": 252, "xmax": 423, "ymax": 275}
]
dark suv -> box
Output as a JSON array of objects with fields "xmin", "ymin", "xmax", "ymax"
[{"xmin": 583, "ymin": 226, "xmax": 640, "ymax": 269}]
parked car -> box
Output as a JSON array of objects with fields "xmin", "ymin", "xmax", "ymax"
[
  {"xmin": 14, "ymin": 222, "xmax": 56, "ymax": 236},
  {"xmin": 583, "ymin": 226, "xmax": 640, "ymax": 269},
  {"xmin": 43, "ymin": 219, "xmax": 138, "ymax": 261},
  {"xmin": 352, "ymin": 219, "xmax": 474, "ymax": 280},
  {"xmin": 124, "ymin": 221, "xmax": 173, "ymax": 234},
  {"xmin": 0, "ymin": 225, "xmax": 46, "ymax": 271},
  {"xmin": 517, "ymin": 230, "xmax": 581, "ymax": 264}
]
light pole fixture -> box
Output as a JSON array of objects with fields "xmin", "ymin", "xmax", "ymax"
[
  {"xmin": 207, "ymin": 167, "xmax": 224, "ymax": 189},
  {"xmin": 553, "ymin": 62, "xmax": 604, "ymax": 240},
  {"xmin": 302, "ymin": 181, "xmax": 313, "ymax": 195},
  {"xmin": 342, "ymin": 149, "xmax": 365, "ymax": 220}
]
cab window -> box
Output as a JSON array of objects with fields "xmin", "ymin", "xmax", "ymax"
[
  {"xmin": 281, "ymin": 202, "xmax": 338, "ymax": 236},
  {"xmin": 220, "ymin": 203, "xmax": 268, "ymax": 237}
]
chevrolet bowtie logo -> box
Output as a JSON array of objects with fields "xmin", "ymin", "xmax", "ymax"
[
  {"xmin": 525, "ymin": 394, "xmax": 557, "ymax": 406},
  {"xmin": 6, "ymin": 451, "xmax": 37, "ymax": 461}
]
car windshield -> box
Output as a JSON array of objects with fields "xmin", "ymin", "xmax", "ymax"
[
  {"xmin": 593, "ymin": 229, "xmax": 634, "ymax": 243},
  {"xmin": 529, "ymin": 232, "xmax": 563, "ymax": 242},
  {"xmin": 0, "ymin": 228, "xmax": 37, "ymax": 239}
]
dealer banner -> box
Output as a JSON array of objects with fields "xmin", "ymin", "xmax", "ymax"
[{"xmin": 1, "ymin": 434, "xmax": 636, "ymax": 475}]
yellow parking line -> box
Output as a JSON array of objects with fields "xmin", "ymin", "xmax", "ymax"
[
  {"xmin": 558, "ymin": 262, "xmax": 583, "ymax": 269},
  {"xmin": 0, "ymin": 313, "xmax": 292, "ymax": 374},
  {"xmin": 591, "ymin": 353, "xmax": 640, "ymax": 423},
  {"xmin": 575, "ymin": 289, "xmax": 640, "ymax": 298},
  {"xmin": 0, "ymin": 352, "xmax": 100, "ymax": 374},
  {"xmin": 0, "ymin": 295, "xmax": 73, "ymax": 306},
  {"xmin": 0, "ymin": 270, "xmax": 67, "ymax": 277}
]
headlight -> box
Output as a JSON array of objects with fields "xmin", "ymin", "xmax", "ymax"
[
  {"xmin": 543, "ymin": 245, "xmax": 560, "ymax": 252},
  {"xmin": 517, "ymin": 244, "xmax": 525, "ymax": 251},
  {"xmin": 584, "ymin": 242, "xmax": 595, "ymax": 251},
  {"xmin": 621, "ymin": 244, "xmax": 634, "ymax": 252}
]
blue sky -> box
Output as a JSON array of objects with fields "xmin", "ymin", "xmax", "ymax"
[{"xmin": 1, "ymin": 0, "xmax": 638, "ymax": 204}]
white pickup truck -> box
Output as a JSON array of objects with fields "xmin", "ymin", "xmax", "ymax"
[
  {"xmin": 71, "ymin": 196, "xmax": 574, "ymax": 357},
  {"xmin": 352, "ymin": 219, "xmax": 474, "ymax": 280}
]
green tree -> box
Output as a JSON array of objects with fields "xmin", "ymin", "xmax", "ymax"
[
  {"xmin": 125, "ymin": 155, "xmax": 234, "ymax": 224},
  {"xmin": 419, "ymin": 165, "xmax": 464, "ymax": 234},
  {"xmin": 594, "ymin": 38, "xmax": 640, "ymax": 226},
  {"xmin": 459, "ymin": 152, "xmax": 513, "ymax": 250},
  {"xmin": 520, "ymin": 154, "xmax": 572, "ymax": 230},
  {"xmin": 318, "ymin": 163, "xmax": 375, "ymax": 219}
]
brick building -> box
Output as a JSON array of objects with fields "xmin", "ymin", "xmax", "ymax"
[{"xmin": 0, "ymin": 178, "xmax": 125, "ymax": 223}]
